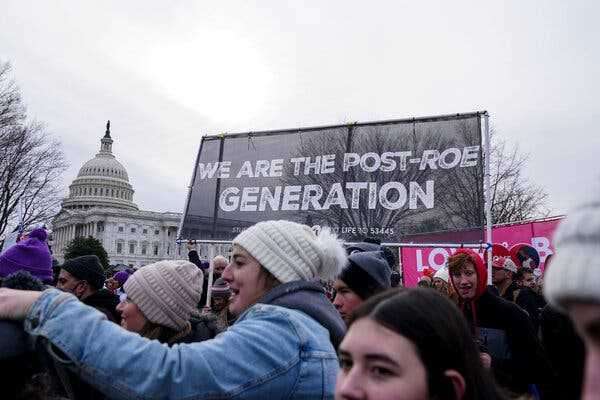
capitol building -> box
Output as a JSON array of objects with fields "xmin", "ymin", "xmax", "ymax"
[{"xmin": 52, "ymin": 122, "xmax": 189, "ymax": 267}]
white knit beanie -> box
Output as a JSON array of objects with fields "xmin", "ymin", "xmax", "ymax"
[
  {"xmin": 544, "ymin": 192, "xmax": 600, "ymax": 310},
  {"xmin": 233, "ymin": 220, "xmax": 347, "ymax": 283},
  {"xmin": 433, "ymin": 266, "xmax": 449, "ymax": 283},
  {"xmin": 123, "ymin": 260, "xmax": 203, "ymax": 330}
]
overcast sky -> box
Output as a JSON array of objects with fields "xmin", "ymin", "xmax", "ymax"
[{"xmin": 1, "ymin": 1, "xmax": 598, "ymax": 216}]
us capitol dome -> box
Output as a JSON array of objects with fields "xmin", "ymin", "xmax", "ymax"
[
  {"xmin": 61, "ymin": 121, "xmax": 138, "ymax": 211},
  {"xmin": 51, "ymin": 121, "xmax": 186, "ymax": 267}
]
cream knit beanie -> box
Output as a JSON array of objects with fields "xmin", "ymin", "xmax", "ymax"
[
  {"xmin": 544, "ymin": 185, "xmax": 600, "ymax": 310},
  {"xmin": 123, "ymin": 260, "xmax": 203, "ymax": 330},
  {"xmin": 433, "ymin": 266, "xmax": 449, "ymax": 283},
  {"xmin": 233, "ymin": 220, "xmax": 347, "ymax": 283}
]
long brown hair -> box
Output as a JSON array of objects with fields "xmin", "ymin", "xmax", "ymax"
[{"xmin": 139, "ymin": 320, "xmax": 192, "ymax": 345}]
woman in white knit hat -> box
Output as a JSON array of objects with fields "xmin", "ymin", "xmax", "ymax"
[
  {"xmin": 117, "ymin": 260, "xmax": 203, "ymax": 345},
  {"xmin": 0, "ymin": 220, "xmax": 347, "ymax": 399}
]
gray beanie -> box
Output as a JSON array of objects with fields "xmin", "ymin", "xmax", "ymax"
[
  {"xmin": 338, "ymin": 250, "xmax": 391, "ymax": 299},
  {"xmin": 544, "ymin": 191, "xmax": 600, "ymax": 310},
  {"xmin": 233, "ymin": 220, "xmax": 347, "ymax": 283},
  {"xmin": 123, "ymin": 260, "xmax": 203, "ymax": 330}
]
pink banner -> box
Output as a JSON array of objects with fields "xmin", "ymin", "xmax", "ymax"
[{"xmin": 400, "ymin": 217, "xmax": 562, "ymax": 287}]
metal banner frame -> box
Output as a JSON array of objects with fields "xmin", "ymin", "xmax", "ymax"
[{"xmin": 177, "ymin": 111, "xmax": 494, "ymax": 282}]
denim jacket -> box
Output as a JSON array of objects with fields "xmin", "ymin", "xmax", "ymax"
[{"xmin": 25, "ymin": 288, "xmax": 339, "ymax": 400}]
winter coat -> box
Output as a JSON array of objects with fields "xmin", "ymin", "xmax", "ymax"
[
  {"xmin": 82, "ymin": 288, "xmax": 120, "ymax": 323},
  {"xmin": 466, "ymin": 289, "xmax": 551, "ymax": 393},
  {"xmin": 540, "ymin": 305, "xmax": 585, "ymax": 400},
  {"xmin": 24, "ymin": 282, "xmax": 341, "ymax": 400},
  {"xmin": 180, "ymin": 313, "xmax": 225, "ymax": 343},
  {"xmin": 500, "ymin": 282, "xmax": 547, "ymax": 333},
  {"xmin": 0, "ymin": 272, "xmax": 58, "ymax": 399},
  {"xmin": 257, "ymin": 280, "xmax": 345, "ymax": 348},
  {"xmin": 514, "ymin": 287, "xmax": 546, "ymax": 333},
  {"xmin": 188, "ymin": 250, "xmax": 210, "ymax": 306},
  {"xmin": 451, "ymin": 249, "xmax": 551, "ymax": 395}
]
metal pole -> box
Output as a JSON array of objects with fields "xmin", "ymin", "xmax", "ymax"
[
  {"xmin": 483, "ymin": 113, "xmax": 493, "ymax": 285},
  {"xmin": 205, "ymin": 245, "xmax": 215, "ymax": 308},
  {"xmin": 201, "ymin": 111, "xmax": 487, "ymax": 140},
  {"xmin": 178, "ymin": 239, "xmax": 485, "ymax": 249}
]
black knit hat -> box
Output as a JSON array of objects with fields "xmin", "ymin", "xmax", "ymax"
[
  {"xmin": 338, "ymin": 250, "xmax": 391, "ymax": 300},
  {"xmin": 345, "ymin": 242, "xmax": 381, "ymax": 255},
  {"xmin": 345, "ymin": 241, "xmax": 396, "ymax": 270},
  {"xmin": 60, "ymin": 255, "xmax": 105, "ymax": 290}
]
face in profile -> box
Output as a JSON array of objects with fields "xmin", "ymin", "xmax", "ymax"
[
  {"xmin": 432, "ymin": 278, "xmax": 449, "ymax": 295},
  {"xmin": 451, "ymin": 261, "xmax": 478, "ymax": 301},
  {"xmin": 116, "ymin": 294, "xmax": 148, "ymax": 333},
  {"xmin": 212, "ymin": 257, "xmax": 228, "ymax": 277},
  {"xmin": 335, "ymin": 318, "xmax": 428, "ymax": 400},
  {"xmin": 221, "ymin": 245, "xmax": 275, "ymax": 316},
  {"xmin": 211, "ymin": 296, "xmax": 229, "ymax": 312},
  {"xmin": 333, "ymin": 280, "xmax": 364, "ymax": 324},
  {"xmin": 519, "ymin": 272, "xmax": 536, "ymax": 289},
  {"xmin": 105, "ymin": 278, "xmax": 119, "ymax": 292},
  {"xmin": 492, "ymin": 268, "xmax": 510, "ymax": 285},
  {"xmin": 56, "ymin": 270, "xmax": 86, "ymax": 299}
]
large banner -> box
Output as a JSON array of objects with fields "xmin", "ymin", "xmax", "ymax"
[
  {"xmin": 400, "ymin": 217, "xmax": 562, "ymax": 286},
  {"xmin": 180, "ymin": 112, "xmax": 485, "ymax": 242}
]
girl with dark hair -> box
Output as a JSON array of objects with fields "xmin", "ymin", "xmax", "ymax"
[{"xmin": 336, "ymin": 288, "xmax": 505, "ymax": 400}]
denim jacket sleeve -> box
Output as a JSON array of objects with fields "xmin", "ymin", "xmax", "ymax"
[{"xmin": 25, "ymin": 289, "xmax": 330, "ymax": 400}]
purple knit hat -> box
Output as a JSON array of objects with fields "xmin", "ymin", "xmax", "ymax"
[
  {"xmin": 113, "ymin": 270, "xmax": 130, "ymax": 286},
  {"xmin": 0, "ymin": 228, "xmax": 52, "ymax": 283}
]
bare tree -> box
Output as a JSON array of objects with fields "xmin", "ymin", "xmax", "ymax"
[
  {"xmin": 0, "ymin": 62, "xmax": 25, "ymax": 128},
  {"xmin": 488, "ymin": 131, "xmax": 549, "ymax": 223},
  {"xmin": 281, "ymin": 119, "xmax": 548, "ymax": 241},
  {"xmin": 0, "ymin": 62, "xmax": 67, "ymax": 237},
  {"xmin": 282, "ymin": 119, "xmax": 481, "ymax": 240}
]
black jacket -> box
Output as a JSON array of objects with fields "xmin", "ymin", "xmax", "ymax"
[
  {"xmin": 83, "ymin": 289, "xmax": 120, "ymax": 324},
  {"xmin": 501, "ymin": 282, "xmax": 547, "ymax": 333},
  {"xmin": 515, "ymin": 287, "xmax": 546, "ymax": 333},
  {"xmin": 188, "ymin": 250, "xmax": 211, "ymax": 307},
  {"xmin": 540, "ymin": 305, "xmax": 584, "ymax": 400},
  {"xmin": 179, "ymin": 314, "xmax": 225, "ymax": 344},
  {"xmin": 258, "ymin": 280, "xmax": 346, "ymax": 349},
  {"xmin": 466, "ymin": 288, "xmax": 552, "ymax": 394}
]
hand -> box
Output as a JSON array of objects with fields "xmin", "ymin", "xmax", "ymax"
[
  {"xmin": 479, "ymin": 352, "xmax": 492, "ymax": 369},
  {"xmin": 201, "ymin": 306, "xmax": 212, "ymax": 314},
  {"xmin": 0, "ymin": 288, "xmax": 43, "ymax": 320}
]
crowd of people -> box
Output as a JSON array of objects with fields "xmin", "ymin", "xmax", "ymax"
[{"xmin": 0, "ymin": 199, "xmax": 597, "ymax": 399}]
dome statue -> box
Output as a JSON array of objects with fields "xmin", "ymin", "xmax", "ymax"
[{"xmin": 61, "ymin": 121, "xmax": 139, "ymax": 211}]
